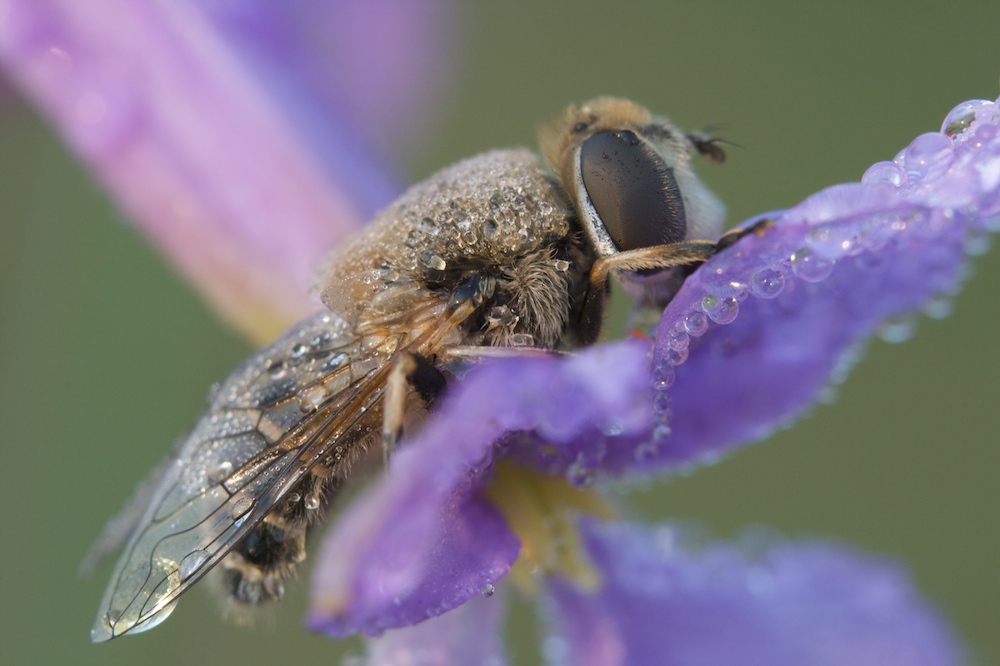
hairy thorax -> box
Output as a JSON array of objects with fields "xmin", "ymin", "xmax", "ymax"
[{"xmin": 317, "ymin": 150, "xmax": 595, "ymax": 350}]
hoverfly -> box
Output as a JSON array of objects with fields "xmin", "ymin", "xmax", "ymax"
[{"xmin": 88, "ymin": 98, "xmax": 754, "ymax": 641}]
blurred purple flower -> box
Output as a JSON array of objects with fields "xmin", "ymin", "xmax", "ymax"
[
  {"xmin": 0, "ymin": 0, "xmax": 454, "ymax": 342},
  {"xmin": 3, "ymin": 1, "xmax": 996, "ymax": 664}
]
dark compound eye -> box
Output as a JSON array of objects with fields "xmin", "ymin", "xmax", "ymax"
[{"xmin": 579, "ymin": 130, "xmax": 687, "ymax": 251}]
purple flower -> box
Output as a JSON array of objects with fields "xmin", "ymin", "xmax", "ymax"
[
  {"xmin": 306, "ymin": 103, "xmax": 997, "ymax": 663},
  {"xmin": 3, "ymin": 2, "xmax": 995, "ymax": 664}
]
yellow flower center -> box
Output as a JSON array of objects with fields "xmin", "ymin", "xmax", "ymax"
[{"xmin": 483, "ymin": 460, "xmax": 616, "ymax": 594}]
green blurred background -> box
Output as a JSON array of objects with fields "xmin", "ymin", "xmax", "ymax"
[{"xmin": 2, "ymin": 2, "xmax": 999, "ymax": 664}]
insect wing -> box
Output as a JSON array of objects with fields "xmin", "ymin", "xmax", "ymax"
[{"xmin": 91, "ymin": 311, "xmax": 385, "ymax": 641}]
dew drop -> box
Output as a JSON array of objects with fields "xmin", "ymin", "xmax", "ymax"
[
  {"xmin": 964, "ymin": 227, "xmax": 993, "ymax": 256},
  {"xmin": 666, "ymin": 329, "xmax": 689, "ymax": 352},
  {"xmin": 232, "ymin": 497, "xmax": 254, "ymax": 519},
  {"xmin": 791, "ymin": 248, "xmax": 834, "ymax": 282},
  {"xmin": 903, "ymin": 132, "xmax": 953, "ymax": 180},
  {"xmin": 178, "ymin": 550, "xmax": 210, "ymax": 581},
  {"xmin": 421, "ymin": 253, "xmax": 447, "ymax": 271},
  {"xmin": 299, "ymin": 385, "xmax": 330, "ymax": 412},
  {"xmin": 651, "ymin": 363, "xmax": 675, "ymax": 391},
  {"xmin": 146, "ymin": 557, "xmax": 181, "ymax": 606},
  {"xmin": 941, "ymin": 99, "xmax": 994, "ymax": 137},
  {"xmin": 683, "ymin": 311, "xmax": 709, "ymax": 337},
  {"xmin": 290, "ymin": 343, "xmax": 309, "ymax": 359},
  {"xmin": 878, "ymin": 314, "xmax": 917, "ymax": 344},
  {"xmin": 506, "ymin": 333, "xmax": 535, "ymax": 348},
  {"xmin": 751, "ymin": 268, "xmax": 785, "ymax": 299},
  {"xmin": 325, "ymin": 352, "xmax": 349, "ymax": 370},
  {"xmin": 652, "ymin": 423, "xmax": 672, "ymax": 445},
  {"xmin": 602, "ymin": 419, "xmax": 625, "ymax": 437},
  {"xmin": 481, "ymin": 583, "xmax": 495, "ymax": 597},
  {"xmin": 861, "ymin": 161, "xmax": 906, "ymax": 188},
  {"xmin": 304, "ymin": 493, "xmax": 321, "ymax": 510},
  {"xmin": 208, "ymin": 461, "xmax": 234, "ymax": 484},
  {"xmin": 805, "ymin": 226, "xmax": 854, "ymax": 259},
  {"xmin": 634, "ymin": 440, "xmax": 659, "ymax": 463},
  {"xmin": 667, "ymin": 346, "xmax": 689, "ymax": 366},
  {"xmin": 973, "ymin": 122, "xmax": 998, "ymax": 148},
  {"xmin": 705, "ymin": 296, "xmax": 739, "ymax": 324},
  {"xmin": 922, "ymin": 294, "xmax": 953, "ymax": 320},
  {"xmin": 652, "ymin": 392, "xmax": 672, "ymax": 419},
  {"xmin": 267, "ymin": 361, "xmax": 288, "ymax": 379},
  {"xmin": 566, "ymin": 460, "xmax": 594, "ymax": 487},
  {"xmin": 553, "ymin": 259, "xmax": 570, "ymax": 272}
]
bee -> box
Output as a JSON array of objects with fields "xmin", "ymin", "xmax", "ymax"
[{"xmin": 88, "ymin": 97, "xmax": 751, "ymax": 641}]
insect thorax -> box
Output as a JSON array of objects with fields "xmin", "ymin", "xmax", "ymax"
[{"xmin": 318, "ymin": 149, "xmax": 595, "ymax": 349}]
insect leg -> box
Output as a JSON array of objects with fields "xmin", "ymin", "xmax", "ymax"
[
  {"xmin": 714, "ymin": 218, "xmax": 774, "ymax": 252},
  {"xmin": 576, "ymin": 241, "xmax": 717, "ymax": 344},
  {"xmin": 382, "ymin": 351, "xmax": 447, "ymax": 463}
]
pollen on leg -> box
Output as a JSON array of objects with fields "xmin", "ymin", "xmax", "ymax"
[{"xmin": 483, "ymin": 460, "xmax": 616, "ymax": 595}]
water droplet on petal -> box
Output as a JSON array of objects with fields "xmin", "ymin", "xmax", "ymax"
[
  {"xmin": 683, "ymin": 311, "xmax": 709, "ymax": 337},
  {"xmin": 862, "ymin": 161, "xmax": 906, "ymax": 188},
  {"xmin": 653, "ymin": 392, "xmax": 672, "ymax": 420},
  {"xmin": 922, "ymin": 294, "xmax": 953, "ymax": 320},
  {"xmin": 652, "ymin": 423, "xmax": 672, "ymax": 445},
  {"xmin": 965, "ymin": 226, "xmax": 993, "ymax": 256},
  {"xmin": 634, "ymin": 440, "xmax": 659, "ymax": 463},
  {"xmin": 666, "ymin": 329, "xmax": 689, "ymax": 352},
  {"xmin": 941, "ymin": 99, "xmax": 994, "ymax": 137},
  {"xmin": 878, "ymin": 314, "xmax": 917, "ymax": 343},
  {"xmin": 651, "ymin": 363, "xmax": 674, "ymax": 391},
  {"xmin": 602, "ymin": 419, "xmax": 625, "ymax": 436},
  {"xmin": 791, "ymin": 248, "xmax": 834, "ymax": 282},
  {"xmin": 481, "ymin": 583, "xmax": 495, "ymax": 597},
  {"xmin": 566, "ymin": 459, "xmax": 594, "ymax": 487},
  {"xmin": 667, "ymin": 346, "xmax": 689, "ymax": 365},
  {"xmin": 903, "ymin": 132, "xmax": 953, "ymax": 180},
  {"xmin": 973, "ymin": 121, "xmax": 998, "ymax": 148},
  {"xmin": 751, "ymin": 268, "xmax": 785, "ymax": 299},
  {"xmin": 705, "ymin": 296, "xmax": 739, "ymax": 324},
  {"xmin": 806, "ymin": 226, "xmax": 856, "ymax": 259}
]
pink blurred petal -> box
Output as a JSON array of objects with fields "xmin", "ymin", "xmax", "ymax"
[
  {"xmin": 197, "ymin": 0, "xmax": 457, "ymax": 161},
  {"xmin": 0, "ymin": 0, "xmax": 442, "ymax": 341}
]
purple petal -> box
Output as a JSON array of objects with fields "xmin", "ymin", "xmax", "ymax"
[
  {"xmin": 309, "ymin": 494, "xmax": 517, "ymax": 637},
  {"xmin": 544, "ymin": 522, "xmax": 961, "ymax": 666},
  {"xmin": 362, "ymin": 590, "xmax": 509, "ymax": 666},
  {"xmin": 196, "ymin": 0, "xmax": 456, "ymax": 166},
  {"xmin": 0, "ymin": 0, "xmax": 451, "ymax": 340},
  {"xmin": 309, "ymin": 343, "xmax": 658, "ymax": 635},
  {"xmin": 641, "ymin": 97, "xmax": 1000, "ymax": 471}
]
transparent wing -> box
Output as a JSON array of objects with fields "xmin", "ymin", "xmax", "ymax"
[{"xmin": 90, "ymin": 310, "xmax": 397, "ymax": 641}]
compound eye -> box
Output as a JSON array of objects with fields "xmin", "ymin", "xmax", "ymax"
[{"xmin": 579, "ymin": 130, "xmax": 687, "ymax": 251}]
